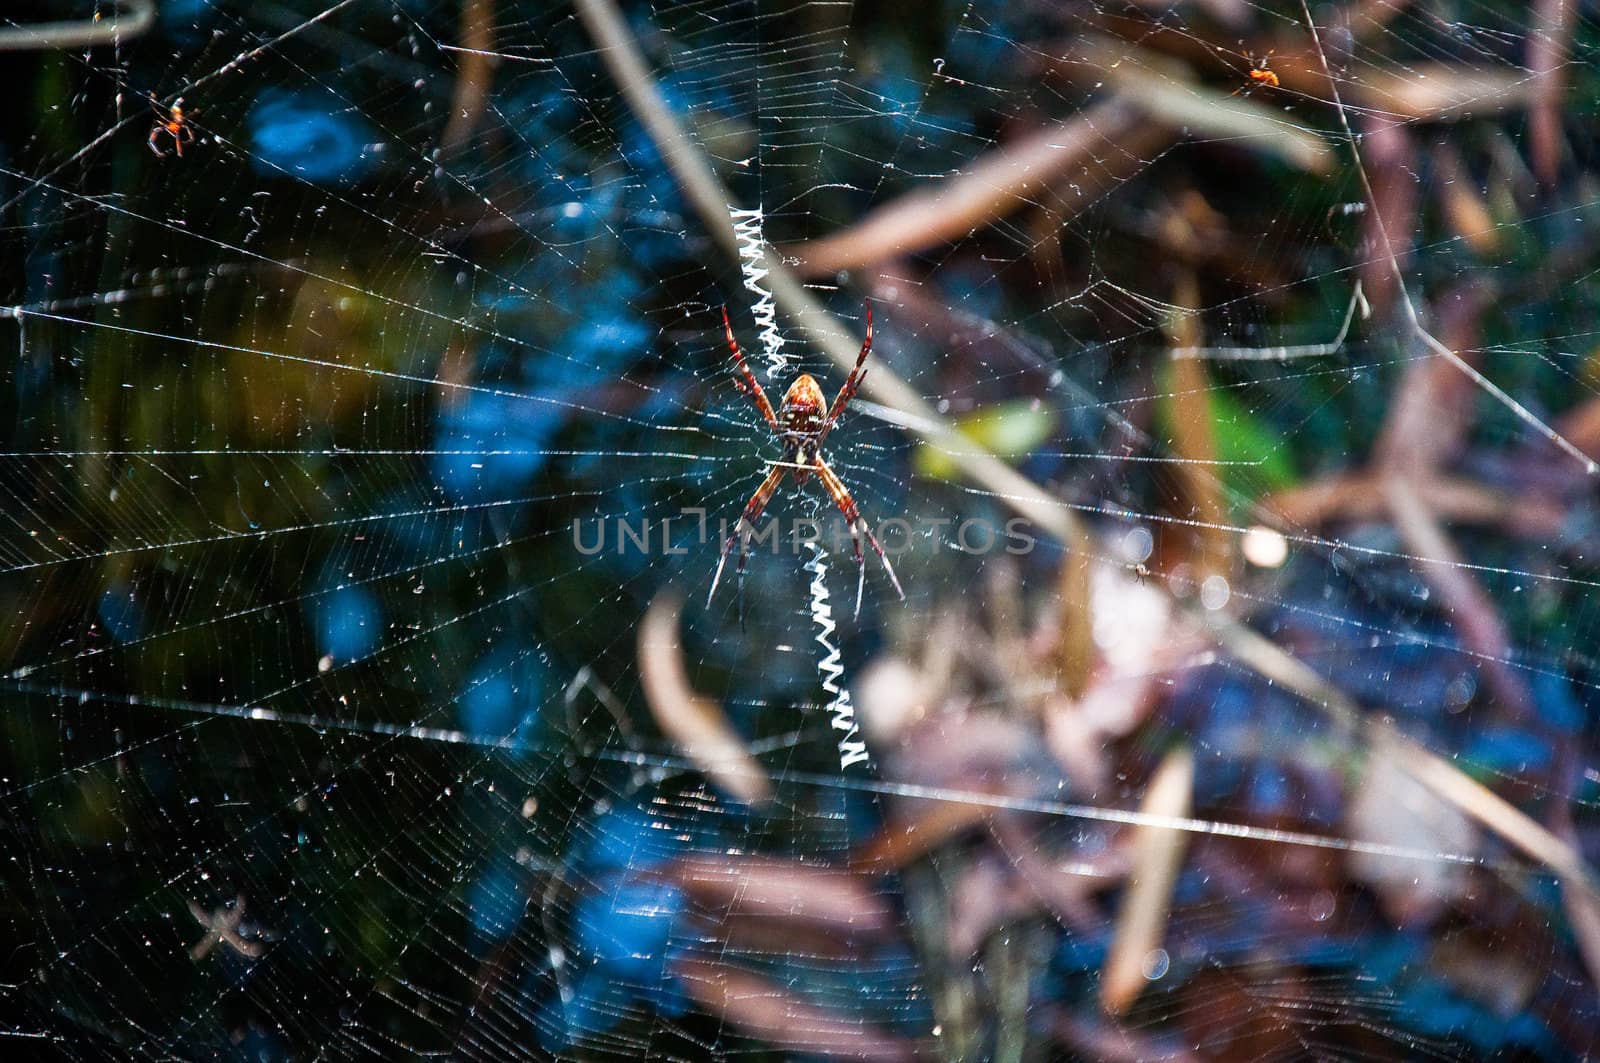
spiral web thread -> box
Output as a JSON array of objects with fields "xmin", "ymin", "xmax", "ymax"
[
  {"xmin": 728, "ymin": 203, "xmax": 866, "ymax": 771},
  {"xmin": 805, "ymin": 544, "xmax": 871, "ymax": 769},
  {"xmin": 728, "ymin": 205, "xmax": 788, "ymax": 378}
]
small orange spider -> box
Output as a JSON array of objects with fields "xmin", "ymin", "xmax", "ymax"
[
  {"xmin": 148, "ymin": 96, "xmax": 195, "ymax": 158},
  {"xmin": 1243, "ymin": 53, "xmax": 1279, "ymax": 90},
  {"xmin": 709, "ymin": 303, "xmax": 905, "ymax": 618}
]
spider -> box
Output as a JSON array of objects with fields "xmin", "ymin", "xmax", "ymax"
[
  {"xmin": 148, "ymin": 96, "xmax": 195, "ymax": 158},
  {"xmin": 1240, "ymin": 53, "xmax": 1279, "ymax": 91},
  {"xmin": 708, "ymin": 303, "xmax": 905, "ymax": 620}
]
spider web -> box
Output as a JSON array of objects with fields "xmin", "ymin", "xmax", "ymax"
[{"xmin": 2, "ymin": 0, "xmax": 1599, "ymax": 1058}]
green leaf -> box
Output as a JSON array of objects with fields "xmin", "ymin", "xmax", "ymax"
[
  {"xmin": 1205, "ymin": 387, "xmax": 1297, "ymax": 495},
  {"xmin": 913, "ymin": 400, "xmax": 1055, "ymax": 481}
]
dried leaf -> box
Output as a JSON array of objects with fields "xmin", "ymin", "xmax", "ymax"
[
  {"xmin": 1101, "ymin": 748, "xmax": 1194, "ymax": 1015},
  {"xmin": 1091, "ymin": 48, "xmax": 1334, "ymax": 174},
  {"xmin": 1375, "ymin": 719, "xmax": 1598, "ymax": 906},
  {"xmin": 1048, "ymin": 562, "xmax": 1188, "ymax": 794},
  {"xmin": 1431, "ymin": 143, "xmax": 1501, "ymax": 255},
  {"xmin": 671, "ymin": 958, "xmax": 919, "ymax": 1061},
  {"xmin": 1349, "ymin": 64, "xmax": 1538, "ymax": 121},
  {"xmin": 1347, "ymin": 743, "xmax": 1477, "ymax": 923},
  {"xmin": 638, "ymin": 592, "xmax": 771, "ymax": 805},
  {"xmin": 1430, "ymin": 932, "xmax": 1542, "ymax": 1016},
  {"xmin": 891, "ymin": 710, "xmax": 1040, "ymax": 791},
  {"xmin": 668, "ymin": 854, "xmax": 894, "ymax": 935},
  {"xmin": 1057, "ymin": 522, "xmax": 1096, "ymax": 701},
  {"xmin": 853, "ymin": 656, "xmax": 930, "ymax": 744}
]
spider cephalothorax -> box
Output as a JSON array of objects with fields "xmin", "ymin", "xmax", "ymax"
[{"xmin": 709, "ymin": 303, "xmax": 905, "ymax": 618}]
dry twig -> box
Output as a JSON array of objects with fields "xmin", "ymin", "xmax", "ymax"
[
  {"xmin": 1101, "ymin": 749, "xmax": 1194, "ymax": 1015},
  {"xmin": 638, "ymin": 592, "xmax": 771, "ymax": 804}
]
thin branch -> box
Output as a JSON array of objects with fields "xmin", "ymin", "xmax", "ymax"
[
  {"xmin": 0, "ymin": 0, "xmax": 154, "ymax": 51},
  {"xmin": 1382, "ymin": 476, "xmax": 1531, "ymax": 719},
  {"xmin": 1101, "ymin": 748, "xmax": 1194, "ymax": 1015},
  {"xmin": 1170, "ymin": 282, "xmax": 1367, "ymax": 361},
  {"xmin": 1528, "ymin": 0, "xmax": 1575, "ymax": 185},
  {"xmin": 786, "ymin": 102, "xmax": 1166, "ymax": 278}
]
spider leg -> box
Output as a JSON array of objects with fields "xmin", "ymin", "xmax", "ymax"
[
  {"xmin": 722, "ymin": 306, "xmax": 779, "ymax": 431},
  {"xmin": 816, "ymin": 301, "xmax": 871, "ymax": 451},
  {"xmin": 813, "ymin": 455, "xmax": 904, "ymax": 618},
  {"xmin": 148, "ymin": 128, "xmax": 166, "ymax": 157},
  {"xmin": 708, "ymin": 463, "xmax": 787, "ymax": 623}
]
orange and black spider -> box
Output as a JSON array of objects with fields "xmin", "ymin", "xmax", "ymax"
[
  {"xmin": 1240, "ymin": 53, "xmax": 1279, "ymax": 91},
  {"xmin": 709, "ymin": 302, "xmax": 906, "ymax": 619},
  {"xmin": 148, "ymin": 96, "xmax": 195, "ymax": 158}
]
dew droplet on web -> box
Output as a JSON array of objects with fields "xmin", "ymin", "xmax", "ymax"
[
  {"xmin": 1200, "ymin": 574, "xmax": 1231, "ymax": 611},
  {"xmin": 1241, "ymin": 525, "xmax": 1289, "ymax": 567},
  {"xmin": 1120, "ymin": 525, "xmax": 1154, "ymax": 563}
]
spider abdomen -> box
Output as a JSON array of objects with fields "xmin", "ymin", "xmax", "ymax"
[{"xmin": 781, "ymin": 374, "xmax": 826, "ymax": 434}]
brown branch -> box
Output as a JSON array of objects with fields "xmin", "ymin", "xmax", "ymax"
[
  {"xmin": 1382, "ymin": 477, "xmax": 1532, "ymax": 718},
  {"xmin": 669, "ymin": 854, "xmax": 895, "ymax": 934},
  {"xmin": 1358, "ymin": 118, "xmax": 1418, "ymax": 317},
  {"xmin": 786, "ymin": 102, "xmax": 1164, "ymax": 278},
  {"xmin": 440, "ymin": 0, "xmax": 497, "ymax": 154},
  {"xmin": 1528, "ymin": 0, "xmax": 1576, "ymax": 185},
  {"xmin": 1164, "ymin": 265, "xmax": 1231, "ymax": 579},
  {"xmin": 1373, "ymin": 279, "xmax": 1494, "ymax": 476},
  {"xmin": 1262, "ymin": 472, "xmax": 1565, "ymax": 539},
  {"xmin": 1430, "ymin": 143, "xmax": 1502, "ymax": 255}
]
